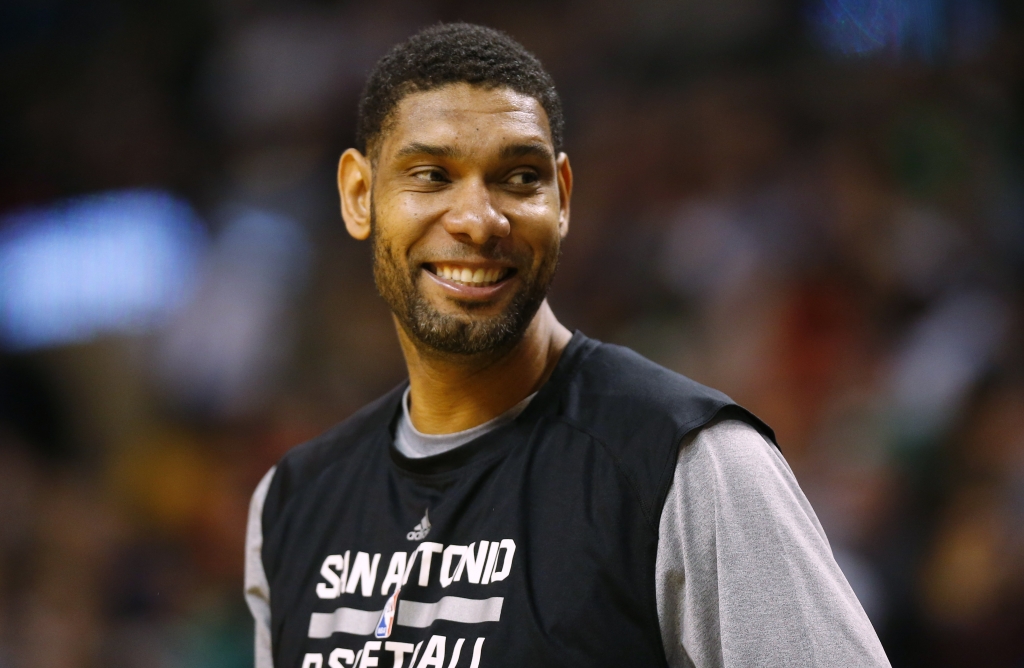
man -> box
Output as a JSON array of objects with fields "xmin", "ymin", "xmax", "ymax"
[{"xmin": 245, "ymin": 23, "xmax": 890, "ymax": 668}]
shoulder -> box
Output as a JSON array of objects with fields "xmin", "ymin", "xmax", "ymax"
[
  {"xmin": 684, "ymin": 418, "xmax": 787, "ymax": 475},
  {"xmin": 263, "ymin": 384, "xmax": 404, "ymax": 526},
  {"xmin": 680, "ymin": 419, "xmax": 795, "ymax": 501},
  {"xmin": 671, "ymin": 417, "xmax": 824, "ymax": 545},
  {"xmin": 561, "ymin": 337, "xmax": 774, "ymax": 447},
  {"xmin": 551, "ymin": 335, "xmax": 776, "ymax": 528}
]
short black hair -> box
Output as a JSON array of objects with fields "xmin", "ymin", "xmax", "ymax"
[{"xmin": 356, "ymin": 23, "xmax": 564, "ymax": 157}]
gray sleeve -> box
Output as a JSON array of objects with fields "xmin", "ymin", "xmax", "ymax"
[
  {"xmin": 245, "ymin": 466, "xmax": 277, "ymax": 668},
  {"xmin": 655, "ymin": 419, "xmax": 890, "ymax": 668}
]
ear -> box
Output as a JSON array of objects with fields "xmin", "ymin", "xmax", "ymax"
[
  {"xmin": 338, "ymin": 148, "xmax": 373, "ymax": 240},
  {"xmin": 556, "ymin": 152, "xmax": 573, "ymax": 238}
]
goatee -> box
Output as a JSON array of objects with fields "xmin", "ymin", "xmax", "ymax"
[{"xmin": 370, "ymin": 210, "xmax": 558, "ymax": 357}]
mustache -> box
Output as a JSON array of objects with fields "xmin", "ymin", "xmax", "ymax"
[{"xmin": 410, "ymin": 242, "xmax": 531, "ymax": 267}]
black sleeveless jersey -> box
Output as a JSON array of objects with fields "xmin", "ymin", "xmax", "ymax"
[{"xmin": 260, "ymin": 332, "xmax": 774, "ymax": 668}]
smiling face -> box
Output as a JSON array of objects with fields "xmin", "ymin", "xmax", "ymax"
[{"xmin": 344, "ymin": 83, "xmax": 572, "ymax": 357}]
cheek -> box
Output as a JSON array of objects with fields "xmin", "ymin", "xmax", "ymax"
[
  {"xmin": 499, "ymin": 184, "xmax": 558, "ymax": 218},
  {"xmin": 508, "ymin": 200, "xmax": 562, "ymax": 251},
  {"xmin": 391, "ymin": 195, "xmax": 438, "ymax": 222},
  {"xmin": 375, "ymin": 195, "xmax": 440, "ymax": 251}
]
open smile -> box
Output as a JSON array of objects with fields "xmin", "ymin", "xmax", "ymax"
[
  {"xmin": 423, "ymin": 263, "xmax": 516, "ymax": 287},
  {"xmin": 421, "ymin": 262, "xmax": 518, "ymax": 299}
]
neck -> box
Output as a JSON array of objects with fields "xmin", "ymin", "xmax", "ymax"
[{"xmin": 397, "ymin": 301, "xmax": 572, "ymax": 434}]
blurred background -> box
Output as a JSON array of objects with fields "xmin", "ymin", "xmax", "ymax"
[{"xmin": 1, "ymin": 0, "xmax": 1023, "ymax": 665}]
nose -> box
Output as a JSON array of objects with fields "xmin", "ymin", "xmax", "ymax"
[{"xmin": 441, "ymin": 178, "xmax": 510, "ymax": 245}]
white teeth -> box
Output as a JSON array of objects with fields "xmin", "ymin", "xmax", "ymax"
[{"xmin": 433, "ymin": 265, "xmax": 509, "ymax": 286}]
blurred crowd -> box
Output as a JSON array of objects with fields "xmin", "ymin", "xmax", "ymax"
[{"xmin": 1, "ymin": 0, "xmax": 1024, "ymax": 665}]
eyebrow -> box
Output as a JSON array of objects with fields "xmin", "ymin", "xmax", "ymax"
[
  {"xmin": 394, "ymin": 142, "xmax": 464, "ymax": 160},
  {"xmin": 500, "ymin": 143, "xmax": 555, "ymax": 162},
  {"xmin": 393, "ymin": 141, "xmax": 555, "ymax": 163}
]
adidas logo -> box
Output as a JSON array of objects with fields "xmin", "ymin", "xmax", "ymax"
[{"xmin": 406, "ymin": 509, "xmax": 431, "ymax": 541}]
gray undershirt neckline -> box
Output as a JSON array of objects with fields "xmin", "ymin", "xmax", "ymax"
[{"xmin": 393, "ymin": 387, "xmax": 537, "ymax": 459}]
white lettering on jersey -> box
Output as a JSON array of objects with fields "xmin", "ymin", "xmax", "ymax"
[
  {"xmin": 380, "ymin": 551, "xmax": 408, "ymax": 596},
  {"xmin": 417, "ymin": 542, "xmax": 443, "ymax": 587},
  {"xmin": 461, "ymin": 542, "xmax": 489, "ymax": 584},
  {"xmin": 402, "ymin": 546, "xmax": 422, "ymax": 585},
  {"xmin": 447, "ymin": 638, "xmax": 466, "ymax": 668},
  {"xmin": 328, "ymin": 648, "xmax": 355, "ymax": 667},
  {"xmin": 439, "ymin": 545, "xmax": 467, "ymax": 588},
  {"xmin": 346, "ymin": 552, "xmax": 382, "ymax": 597},
  {"xmin": 384, "ymin": 641, "xmax": 415, "ymax": 668},
  {"xmin": 317, "ymin": 552, "xmax": 350, "ymax": 599},
  {"xmin": 490, "ymin": 540, "xmax": 515, "ymax": 583},
  {"xmin": 356, "ymin": 641, "xmax": 381, "ymax": 668},
  {"xmin": 319, "ymin": 637, "xmax": 484, "ymax": 668},
  {"xmin": 480, "ymin": 542, "xmax": 500, "ymax": 585},
  {"xmin": 416, "ymin": 635, "xmax": 445, "ymax": 668},
  {"xmin": 316, "ymin": 538, "xmax": 513, "ymax": 601},
  {"xmin": 469, "ymin": 638, "xmax": 485, "ymax": 668}
]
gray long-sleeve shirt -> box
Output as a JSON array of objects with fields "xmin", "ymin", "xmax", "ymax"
[
  {"xmin": 245, "ymin": 399, "xmax": 890, "ymax": 667},
  {"xmin": 656, "ymin": 418, "xmax": 889, "ymax": 666}
]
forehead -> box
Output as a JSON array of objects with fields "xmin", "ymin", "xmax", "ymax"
[{"xmin": 379, "ymin": 83, "xmax": 553, "ymax": 159}]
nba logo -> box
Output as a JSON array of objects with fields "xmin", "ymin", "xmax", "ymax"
[{"xmin": 375, "ymin": 588, "xmax": 399, "ymax": 639}]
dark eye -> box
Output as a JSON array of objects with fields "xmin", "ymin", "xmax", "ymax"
[
  {"xmin": 413, "ymin": 168, "xmax": 448, "ymax": 183},
  {"xmin": 508, "ymin": 171, "xmax": 539, "ymax": 185}
]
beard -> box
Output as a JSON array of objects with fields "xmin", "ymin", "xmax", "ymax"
[{"xmin": 370, "ymin": 208, "xmax": 559, "ymax": 357}]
